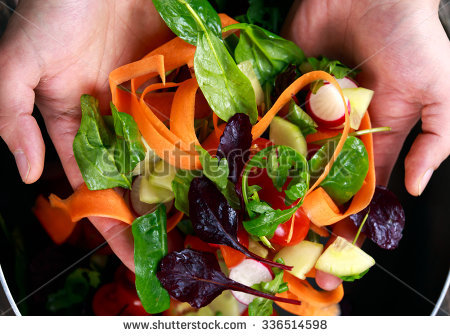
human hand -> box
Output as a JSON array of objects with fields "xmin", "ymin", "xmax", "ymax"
[
  {"xmin": 284, "ymin": 0, "xmax": 450, "ymax": 289},
  {"xmin": 0, "ymin": 0, "xmax": 172, "ymax": 269}
]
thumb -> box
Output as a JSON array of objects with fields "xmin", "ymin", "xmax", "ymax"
[
  {"xmin": 404, "ymin": 101, "xmax": 450, "ymax": 196},
  {"xmin": 0, "ymin": 37, "xmax": 44, "ymax": 183}
]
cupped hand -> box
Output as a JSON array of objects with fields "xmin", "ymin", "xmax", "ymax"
[
  {"xmin": 0, "ymin": 0, "xmax": 172, "ymax": 270},
  {"xmin": 284, "ymin": 0, "xmax": 450, "ymax": 289}
]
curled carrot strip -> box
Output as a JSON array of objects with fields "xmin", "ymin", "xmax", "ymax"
[
  {"xmin": 33, "ymin": 195, "xmax": 76, "ymax": 245},
  {"xmin": 49, "ymin": 184, "xmax": 134, "ymax": 225},
  {"xmin": 169, "ymin": 78, "xmax": 201, "ymax": 147},
  {"xmin": 275, "ymin": 272, "xmax": 344, "ymax": 315},
  {"xmin": 167, "ymin": 210, "xmax": 184, "ymax": 233},
  {"xmin": 302, "ymin": 112, "xmax": 375, "ymax": 226}
]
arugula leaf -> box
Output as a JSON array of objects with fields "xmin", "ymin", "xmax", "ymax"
[
  {"xmin": 301, "ymin": 56, "xmax": 356, "ymax": 79},
  {"xmin": 196, "ymin": 146, "xmax": 240, "ymax": 209},
  {"xmin": 243, "ymin": 145, "xmax": 309, "ymax": 205},
  {"xmin": 248, "ymin": 258, "xmax": 288, "ymax": 316},
  {"xmin": 73, "ymin": 95, "xmax": 145, "ymax": 190},
  {"xmin": 132, "ymin": 206, "xmax": 170, "ymax": 314},
  {"xmin": 244, "ymin": 200, "xmax": 300, "ymax": 237},
  {"xmin": 195, "ymin": 31, "xmax": 258, "ymax": 124},
  {"xmin": 225, "ymin": 23, "xmax": 305, "ymax": 84},
  {"xmin": 172, "ymin": 169, "xmax": 202, "ymax": 215},
  {"xmin": 47, "ymin": 268, "xmax": 100, "ymax": 313},
  {"xmin": 152, "ymin": 0, "xmax": 222, "ymax": 46},
  {"xmin": 310, "ymin": 136, "xmax": 369, "ymax": 205},
  {"xmin": 287, "ymin": 100, "xmax": 318, "ymax": 136},
  {"xmin": 338, "ymin": 269, "xmax": 369, "ymax": 282}
]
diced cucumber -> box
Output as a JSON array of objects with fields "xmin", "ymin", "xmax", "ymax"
[
  {"xmin": 342, "ymin": 88, "xmax": 374, "ymax": 130},
  {"xmin": 148, "ymin": 160, "xmax": 177, "ymax": 191},
  {"xmin": 238, "ymin": 60, "xmax": 264, "ymax": 106},
  {"xmin": 275, "ymin": 240, "xmax": 323, "ymax": 280},
  {"xmin": 269, "ymin": 116, "xmax": 307, "ymax": 156},
  {"xmin": 315, "ymin": 236, "xmax": 375, "ymax": 277},
  {"xmin": 248, "ymin": 239, "xmax": 269, "ymax": 259},
  {"xmin": 208, "ymin": 291, "xmax": 240, "ymax": 316},
  {"xmin": 139, "ymin": 175, "xmax": 174, "ymax": 204},
  {"xmin": 132, "ymin": 137, "xmax": 159, "ymax": 176}
]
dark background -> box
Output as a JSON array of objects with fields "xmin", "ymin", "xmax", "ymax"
[{"xmin": 0, "ymin": 0, "xmax": 449, "ymax": 316}]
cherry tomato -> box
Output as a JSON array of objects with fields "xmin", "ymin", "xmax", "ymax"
[
  {"xmin": 220, "ymin": 225, "xmax": 249, "ymax": 269},
  {"xmin": 250, "ymin": 138, "xmax": 273, "ymax": 157}
]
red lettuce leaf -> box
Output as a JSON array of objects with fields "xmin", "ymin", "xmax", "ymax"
[
  {"xmin": 157, "ymin": 249, "xmax": 300, "ymax": 308},
  {"xmin": 188, "ymin": 176, "xmax": 292, "ymax": 270}
]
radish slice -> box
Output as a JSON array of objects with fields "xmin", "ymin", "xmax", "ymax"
[
  {"xmin": 229, "ymin": 259, "xmax": 273, "ymax": 305},
  {"xmin": 306, "ymin": 83, "xmax": 350, "ymax": 128},
  {"xmin": 335, "ymin": 76, "xmax": 358, "ymax": 89}
]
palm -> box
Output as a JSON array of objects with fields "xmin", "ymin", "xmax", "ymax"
[{"xmin": 285, "ymin": 0, "xmax": 450, "ymax": 192}]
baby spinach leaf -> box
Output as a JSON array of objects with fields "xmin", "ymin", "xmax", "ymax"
[
  {"xmin": 172, "ymin": 169, "xmax": 202, "ymax": 215},
  {"xmin": 196, "ymin": 146, "xmax": 240, "ymax": 209},
  {"xmin": 287, "ymin": 100, "xmax": 318, "ymax": 136},
  {"xmin": 196, "ymin": 146, "xmax": 229, "ymax": 190},
  {"xmin": 47, "ymin": 268, "xmax": 100, "ymax": 312},
  {"xmin": 132, "ymin": 206, "xmax": 170, "ymax": 314},
  {"xmin": 73, "ymin": 95, "xmax": 145, "ymax": 190},
  {"xmin": 225, "ymin": 23, "xmax": 305, "ymax": 84},
  {"xmin": 248, "ymin": 259, "xmax": 289, "ymax": 316},
  {"xmin": 157, "ymin": 249, "xmax": 300, "ymax": 308},
  {"xmin": 310, "ymin": 136, "xmax": 369, "ymax": 205},
  {"xmin": 152, "ymin": 0, "xmax": 222, "ymax": 46},
  {"xmin": 195, "ymin": 31, "xmax": 258, "ymax": 124},
  {"xmin": 188, "ymin": 176, "xmax": 291, "ymax": 270}
]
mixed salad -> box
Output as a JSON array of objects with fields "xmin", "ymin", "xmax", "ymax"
[{"xmin": 33, "ymin": 0, "xmax": 405, "ymax": 316}]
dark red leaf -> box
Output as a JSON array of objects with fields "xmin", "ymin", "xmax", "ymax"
[
  {"xmin": 350, "ymin": 186, "xmax": 405, "ymax": 250},
  {"xmin": 188, "ymin": 176, "xmax": 292, "ymax": 270},
  {"xmin": 216, "ymin": 113, "xmax": 253, "ymax": 184},
  {"xmin": 157, "ymin": 249, "xmax": 300, "ymax": 308}
]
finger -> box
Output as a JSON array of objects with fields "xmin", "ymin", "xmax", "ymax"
[
  {"xmin": 89, "ymin": 217, "xmax": 135, "ymax": 271},
  {"xmin": 0, "ymin": 38, "xmax": 43, "ymax": 183},
  {"xmin": 404, "ymin": 102, "xmax": 450, "ymax": 196},
  {"xmin": 315, "ymin": 218, "xmax": 364, "ymax": 291}
]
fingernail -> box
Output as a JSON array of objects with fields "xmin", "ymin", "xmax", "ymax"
[
  {"xmin": 418, "ymin": 168, "xmax": 433, "ymax": 196},
  {"xmin": 13, "ymin": 150, "xmax": 30, "ymax": 183}
]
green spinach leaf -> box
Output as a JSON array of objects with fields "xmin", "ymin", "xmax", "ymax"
[
  {"xmin": 47, "ymin": 268, "xmax": 100, "ymax": 313},
  {"xmin": 172, "ymin": 169, "xmax": 202, "ymax": 215},
  {"xmin": 287, "ymin": 100, "xmax": 318, "ymax": 136},
  {"xmin": 195, "ymin": 31, "xmax": 258, "ymax": 123},
  {"xmin": 196, "ymin": 146, "xmax": 241, "ymax": 209},
  {"xmin": 309, "ymin": 136, "xmax": 369, "ymax": 205},
  {"xmin": 248, "ymin": 258, "xmax": 288, "ymax": 316},
  {"xmin": 152, "ymin": 0, "xmax": 222, "ymax": 46},
  {"xmin": 132, "ymin": 206, "xmax": 170, "ymax": 314},
  {"xmin": 224, "ymin": 23, "xmax": 305, "ymax": 84},
  {"xmin": 73, "ymin": 95, "xmax": 145, "ymax": 190}
]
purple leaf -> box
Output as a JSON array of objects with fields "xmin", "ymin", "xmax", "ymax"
[
  {"xmin": 350, "ymin": 186, "xmax": 405, "ymax": 250},
  {"xmin": 188, "ymin": 176, "xmax": 292, "ymax": 270},
  {"xmin": 216, "ymin": 113, "xmax": 253, "ymax": 183},
  {"xmin": 157, "ymin": 249, "xmax": 301, "ymax": 308}
]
